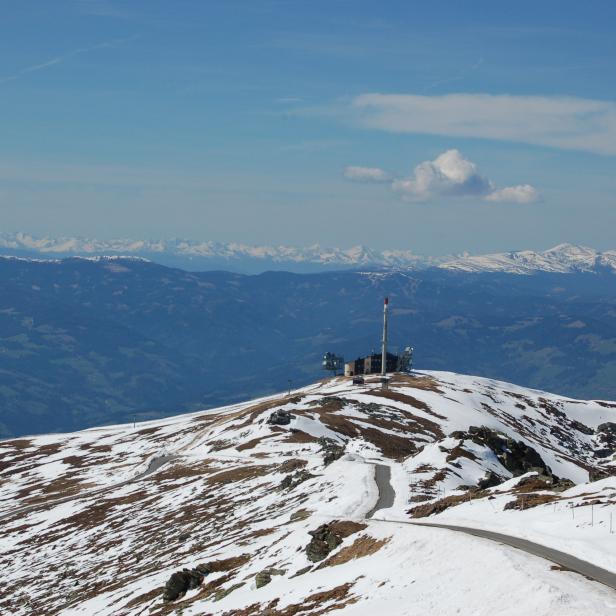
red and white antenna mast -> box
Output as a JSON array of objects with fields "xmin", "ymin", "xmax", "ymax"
[{"xmin": 381, "ymin": 297, "xmax": 389, "ymax": 377}]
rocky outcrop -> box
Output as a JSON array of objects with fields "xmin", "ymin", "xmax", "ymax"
[
  {"xmin": 162, "ymin": 564, "xmax": 211, "ymax": 601},
  {"xmin": 279, "ymin": 470, "xmax": 314, "ymax": 490},
  {"xmin": 451, "ymin": 426, "xmax": 553, "ymax": 479},
  {"xmin": 305, "ymin": 521, "xmax": 366, "ymax": 563},
  {"xmin": 589, "ymin": 466, "xmax": 616, "ymax": 481},
  {"xmin": 595, "ymin": 422, "xmax": 616, "ymax": 458},
  {"xmin": 268, "ymin": 410, "xmax": 294, "ymax": 426},
  {"xmin": 513, "ymin": 474, "xmax": 573, "ymax": 492},
  {"xmin": 318, "ymin": 437, "xmax": 345, "ymax": 466},
  {"xmin": 306, "ymin": 524, "xmax": 342, "ymax": 562},
  {"xmin": 254, "ymin": 568, "xmax": 285, "ymax": 588},
  {"xmin": 477, "ymin": 471, "xmax": 504, "ymax": 489}
]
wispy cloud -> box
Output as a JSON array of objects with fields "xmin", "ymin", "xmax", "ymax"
[
  {"xmin": 281, "ymin": 139, "xmax": 347, "ymax": 152},
  {"xmin": 343, "ymin": 166, "xmax": 391, "ymax": 182},
  {"xmin": 276, "ymin": 96, "xmax": 303, "ymax": 104},
  {"xmin": 423, "ymin": 57, "xmax": 484, "ymax": 92},
  {"xmin": 344, "ymin": 149, "xmax": 539, "ymax": 204},
  {"xmin": 349, "ymin": 93, "xmax": 616, "ymax": 156},
  {"xmin": 0, "ymin": 35, "xmax": 138, "ymax": 85},
  {"xmin": 485, "ymin": 184, "xmax": 539, "ymax": 204}
]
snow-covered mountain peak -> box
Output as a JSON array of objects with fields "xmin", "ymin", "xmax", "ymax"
[{"xmin": 440, "ymin": 243, "xmax": 616, "ymax": 274}]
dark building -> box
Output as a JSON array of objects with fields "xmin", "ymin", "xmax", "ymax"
[
  {"xmin": 344, "ymin": 358, "xmax": 365, "ymax": 377},
  {"xmin": 344, "ymin": 352, "xmax": 399, "ymax": 376},
  {"xmin": 364, "ymin": 352, "xmax": 399, "ymax": 375}
]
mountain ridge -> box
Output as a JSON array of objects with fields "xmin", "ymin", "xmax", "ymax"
[{"xmin": 2, "ymin": 232, "xmax": 615, "ymax": 275}]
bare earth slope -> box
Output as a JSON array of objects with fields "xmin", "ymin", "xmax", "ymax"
[{"xmin": 1, "ymin": 371, "xmax": 615, "ymax": 615}]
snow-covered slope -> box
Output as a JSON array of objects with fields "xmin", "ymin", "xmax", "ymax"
[
  {"xmin": 440, "ymin": 243, "xmax": 616, "ymax": 274},
  {"xmin": 2, "ymin": 372, "xmax": 615, "ymax": 615}
]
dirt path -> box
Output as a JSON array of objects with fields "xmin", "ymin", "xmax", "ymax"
[{"xmin": 369, "ymin": 461, "xmax": 616, "ymax": 592}]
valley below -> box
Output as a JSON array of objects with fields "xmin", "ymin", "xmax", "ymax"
[{"xmin": 2, "ymin": 255, "xmax": 616, "ymax": 438}]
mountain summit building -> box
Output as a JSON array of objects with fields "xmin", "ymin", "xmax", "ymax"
[
  {"xmin": 344, "ymin": 352, "xmax": 402, "ymax": 377},
  {"xmin": 342, "ymin": 297, "xmax": 413, "ymax": 377}
]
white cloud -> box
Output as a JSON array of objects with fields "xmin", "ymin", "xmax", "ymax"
[
  {"xmin": 345, "ymin": 149, "xmax": 539, "ymax": 204},
  {"xmin": 485, "ymin": 184, "xmax": 539, "ymax": 204},
  {"xmin": 351, "ymin": 93, "xmax": 616, "ymax": 155},
  {"xmin": 392, "ymin": 149, "xmax": 492, "ymax": 200},
  {"xmin": 343, "ymin": 165, "xmax": 391, "ymax": 182}
]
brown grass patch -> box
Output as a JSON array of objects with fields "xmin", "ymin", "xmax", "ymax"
[
  {"xmin": 222, "ymin": 582, "xmax": 357, "ymax": 616},
  {"xmin": 62, "ymin": 455, "xmax": 87, "ymax": 467},
  {"xmin": 136, "ymin": 426, "xmax": 161, "ymax": 436},
  {"xmin": 0, "ymin": 462, "xmax": 38, "ymax": 476},
  {"xmin": 236, "ymin": 435, "xmax": 277, "ymax": 451},
  {"xmin": 356, "ymin": 413, "xmax": 430, "ymax": 439},
  {"xmin": 318, "ymin": 535, "xmax": 389, "ymax": 568},
  {"xmin": 358, "ymin": 426, "xmax": 417, "ymax": 460},
  {"xmin": 278, "ymin": 459, "xmax": 308, "ymax": 473},
  {"xmin": 154, "ymin": 460, "xmax": 214, "ymax": 481},
  {"xmin": 39, "ymin": 474, "xmax": 86, "ymax": 497},
  {"xmin": 284, "ymin": 430, "xmax": 319, "ymax": 444},
  {"xmin": 409, "ymin": 494, "xmax": 432, "ymax": 503},
  {"xmin": 239, "ymin": 527, "xmax": 275, "ymax": 543},
  {"xmin": 419, "ymin": 469, "xmax": 448, "ymax": 488},
  {"xmin": 445, "ymin": 446, "xmax": 477, "ymax": 463},
  {"xmin": 310, "ymin": 397, "xmax": 346, "ymax": 413},
  {"xmin": 370, "ymin": 389, "xmax": 437, "ymax": 415},
  {"xmin": 504, "ymin": 493, "xmax": 559, "ymax": 510},
  {"xmin": 409, "ymin": 490, "xmax": 489, "ymax": 517},
  {"xmin": 353, "ymin": 399, "xmax": 445, "ymax": 439},
  {"xmin": 414, "ymin": 464, "xmax": 436, "ymax": 473},
  {"xmin": 79, "ymin": 443, "xmax": 112, "ymax": 454},
  {"xmin": 209, "ymin": 554, "xmax": 251, "ymax": 572},
  {"xmin": 2, "ymin": 439, "xmax": 33, "ymax": 450},
  {"xmin": 36, "ymin": 443, "xmax": 62, "ymax": 457},
  {"xmin": 387, "ymin": 374, "xmax": 443, "ymax": 393},
  {"xmin": 329, "ymin": 520, "xmax": 367, "ymax": 538},
  {"xmin": 207, "ymin": 465, "xmax": 275, "ymax": 485}
]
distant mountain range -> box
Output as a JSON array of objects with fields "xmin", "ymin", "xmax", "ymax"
[
  {"xmin": 0, "ymin": 232, "xmax": 436, "ymax": 273},
  {"xmin": 2, "ymin": 232, "xmax": 614, "ymax": 275}
]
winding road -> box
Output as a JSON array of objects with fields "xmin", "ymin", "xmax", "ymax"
[
  {"xmin": 369, "ymin": 463, "xmax": 616, "ymax": 592},
  {"xmin": 367, "ymin": 464, "xmax": 395, "ymax": 519}
]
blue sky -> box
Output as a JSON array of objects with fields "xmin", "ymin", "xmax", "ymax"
[{"xmin": 1, "ymin": 0, "xmax": 615, "ymax": 255}]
